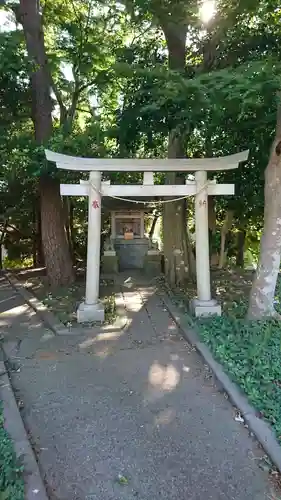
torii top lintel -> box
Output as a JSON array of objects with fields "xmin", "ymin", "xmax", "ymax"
[{"xmin": 45, "ymin": 149, "xmax": 249, "ymax": 172}]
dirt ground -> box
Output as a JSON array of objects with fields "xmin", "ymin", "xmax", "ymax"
[{"xmin": 12, "ymin": 267, "xmax": 116, "ymax": 325}]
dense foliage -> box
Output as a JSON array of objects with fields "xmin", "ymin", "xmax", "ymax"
[
  {"xmin": 198, "ymin": 299, "xmax": 281, "ymax": 443},
  {"xmin": 1, "ymin": 0, "xmax": 280, "ymax": 270}
]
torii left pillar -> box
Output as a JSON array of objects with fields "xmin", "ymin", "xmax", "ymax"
[{"xmin": 77, "ymin": 171, "xmax": 105, "ymax": 322}]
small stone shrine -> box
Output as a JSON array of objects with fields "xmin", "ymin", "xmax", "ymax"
[{"xmin": 102, "ymin": 200, "xmax": 161, "ymax": 274}]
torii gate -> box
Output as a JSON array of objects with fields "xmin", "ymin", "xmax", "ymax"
[{"xmin": 45, "ymin": 149, "xmax": 249, "ymax": 322}]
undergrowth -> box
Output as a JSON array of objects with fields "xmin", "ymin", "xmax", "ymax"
[
  {"xmin": 167, "ymin": 271, "xmax": 281, "ymax": 444},
  {"xmin": 198, "ymin": 314, "xmax": 281, "ymax": 442},
  {"xmin": 0, "ymin": 405, "xmax": 24, "ymax": 500},
  {"xmin": 194, "ymin": 277, "xmax": 281, "ymax": 444}
]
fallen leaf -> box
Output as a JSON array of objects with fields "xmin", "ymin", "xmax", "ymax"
[
  {"xmin": 234, "ymin": 413, "xmax": 245, "ymax": 423},
  {"xmin": 117, "ymin": 474, "xmax": 129, "ymax": 485}
]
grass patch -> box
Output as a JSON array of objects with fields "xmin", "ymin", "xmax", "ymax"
[
  {"xmin": 0, "ymin": 405, "xmax": 24, "ymax": 500},
  {"xmin": 168, "ymin": 269, "xmax": 281, "ymax": 444}
]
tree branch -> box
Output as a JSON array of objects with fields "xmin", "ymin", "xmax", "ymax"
[{"xmin": 50, "ymin": 77, "xmax": 67, "ymax": 125}]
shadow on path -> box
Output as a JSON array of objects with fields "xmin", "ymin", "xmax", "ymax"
[{"xmin": 0, "ymin": 273, "xmax": 278, "ymax": 500}]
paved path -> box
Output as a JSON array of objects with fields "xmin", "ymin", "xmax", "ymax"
[{"xmin": 0, "ymin": 274, "xmax": 278, "ymax": 499}]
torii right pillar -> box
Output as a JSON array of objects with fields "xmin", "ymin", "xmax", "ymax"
[{"xmin": 191, "ymin": 170, "xmax": 222, "ymax": 317}]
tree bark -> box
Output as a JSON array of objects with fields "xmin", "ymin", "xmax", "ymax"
[
  {"xmin": 36, "ymin": 204, "xmax": 45, "ymax": 267},
  {"xmin": 18, "ymin": 0, "xmax": 73, "ymax": 286},
  {"xmin": 0, "ymin": 220, "xmax": 8, "ymax": 270},
  {"xmin": 40, "ymin": 176, "xmax": 74, "ymax": 286},
  {"xmin": 149, "ymin": 213, "xmax": 158, "ymax": 239},
  {"xmin": 69, "ymin": 200, "xmax": 76, "ymax": 261},
  {"xmin": 208, "ymin": 195, "xmax": 217, "ymax": 258},
  {"xmin": 32, "ymin": 204, "xmax": 37, "ymax": 266},
  {"xmin": 248, "ymin": 123, "xmax": 281, "ymax": 318},
  {"xmin": 236, "ymin": 229, "xmax": 246, "ymax": 267},
  {"xmin": 161, "ymin": 22, "xmax": 192, "ymax": 285},
  {"xmin": 63, "ymin": 196, "xmax": 75, "ymax": 261},
  {"xmin": 17, "ymin": 0, "xmax": 53, "ymax": 142},
  {"xmin": 218, "ymin": 210, "xmax": 234, "ymax": 269},
  {"xmin": 183, "ymin": 200, "xmax": 196, "ymax": 280},
  {"xmin": 163, "ymin": 134, "xmax": 190, "ymax": 285},
  {"xmin": 208, "ymin": 196, "xmax": 216, "ymax": 234},
  {"xmin": 162, "ymin": 23, "xmax": 187, "ymax": 71}
]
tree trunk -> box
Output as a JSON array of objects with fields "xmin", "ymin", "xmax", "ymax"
[
  {"xmin": 149, "ymin": 213, "xmax": 158, "ymax": 239},
  {"xmin": 248, "ymin": 127, "xmax": 281, "ymax": 318},
  {"xmin": 236, "ymin": 229, "xmax": 246, "ymax": 267},
  {"xmin": 0, "ymin": 220, "xmax": 7, "ymax": 270},
  {"xmin": 161, "ymin": 22, "xmax": 191, "ymax": 286},
  {"xmin": 40, "ymin": 176, "xmax": 74, "ymax": 287},
  {"xmin": 163, "ymin": 134, "xmax": 190, "ymax": 285},
  {"xmin": 208, "ymin": 196, "xmax": 216, "ymax": 233},
  {"xmin": 63, "ymin": 197, "xmax": 71, "ymax": 246},
  {"xmin": 18, "ymin": 0, "xmax": 73, "ymax": 286},
  {"xmin": 32, "ymin": 204, "xmax": 37, "ymax": 267},
  {"xmin": 162, "ymin": 23, "xmax": 187, "ymax": 71},
  {"xmin": 63, "ymin": 196, "xmax": 75, "ymax": 262},
  {"xmin": 208, "ymin": 195, "xmax": 217, "ymax": 258},
  {"xmin": 183, "ymin": 200, "xmax": 196, "ymax": 280},
  {"xmin": 17, "ymin": 0, "xmax": 53, "ymax": 142},
  {"xmin": 69, "ymin": 200, "xmax": 75, "ymax": 260},
  {"xmin": 218, "ymin": 210, "xmax": 234, "ymax": 269},
  {"xmin": 36, "ymin": 204, "xmax": 45, "ymax": 267}
]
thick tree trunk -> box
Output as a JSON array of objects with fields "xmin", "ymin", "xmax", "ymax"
[
  {"xmin": 236, "ymin": 229, "xmax": 246, "ymax": 267},
  {"xmin": 36, "ymin": 204, "xmax": 45, "ymax": 267},
  {"xmin": 32, "ymin": 200, "xmax": 45, "ymax": 267},
  {"xmin": 248, "ymin": 132, "xmax": 281, "ymax": 318},
  {"xmin": 161, "ymin": 22, "xmax": 192, "ymax": 285},
  {"xmin": 18, "ymin": 0, "xmax": 73, "ymax": 286},
  {"xmin": 40, "ymin": 176, "xmax": 74, "ymax": 286},
  {"xmin": 17, "ymin": 0, "xmax": 53, "ymax": 142},
  {"xmin": 163, "ymin": 134, "xmax": 190, "ymax": 285},
  {"xmin": 163, "ymin": 24, "xmax": 187, "ymax": 71}
]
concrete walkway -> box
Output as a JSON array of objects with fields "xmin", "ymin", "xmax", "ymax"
[{"xmin": 0, "ymin": 274, "xmax": 278, "ymax": 499}]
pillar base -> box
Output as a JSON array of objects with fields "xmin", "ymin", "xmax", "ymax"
[
  {"xmin": 77, "ymin": 301, "xmax": 105, "ymax": 323},
  {"xmin": 190, "ymin": 298, "xmax": 222, "ymax": 318}
]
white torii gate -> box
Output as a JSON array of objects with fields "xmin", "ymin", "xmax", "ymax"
[{"xmin": 45, "ymin": 149, "xmax": 249, "ymax": 322}]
